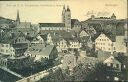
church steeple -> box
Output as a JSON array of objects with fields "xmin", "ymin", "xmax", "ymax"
[
  {"xmin": 62, "ymin": 5, "xmax": 71, "ymax": 30},
  {"xmin": 62, "ymin": 5, "xmax": 66, "ymax": 23},
  {"xmin": 16, "ymin": 10, "xmax": 20, "ymax": 26}
]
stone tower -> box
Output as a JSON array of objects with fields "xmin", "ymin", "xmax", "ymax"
[
  {"xmin": 62, "ymin": 5, "xmax": 71, "ymax": 30},
  {"xmin": 16, "ymin": 10, "xmax": 20, "ymax": 26}
]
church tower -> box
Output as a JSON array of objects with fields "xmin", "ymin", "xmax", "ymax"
[
  {"xmin": 62, "ymin": 5, "xmax": 71, "ymax": 30},
  {"xmin": 62, "ymin": 5, "xmax": 66, "ymax": 23},
  {"xmin": 16, "ymin": 10, "xmax": 20, "ymax": 26}
]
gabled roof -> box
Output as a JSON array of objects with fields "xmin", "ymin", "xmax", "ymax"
[
  {"xmin": 16, "ymin": 22, "xmax": 31, "ymax": 28},
  {"xmin": 40, "ymin": 34, "xmax": 48, "ymax": 42},
  {"xmin": 27, "ymin": 45, "xmax": 56, "ymax": 57},
  {"xmin": 103, "ymin": 56, "xmax": 121, "ymax": 64},
  {"xmin": 16, "ymin": 28, "xmax": 38, "ymax": 37},
  {"xmin": 93, "ymin": 32, "xmax": 116, "ymax": 42},
  {"xmin": 79, "ymin": 30, "xmax": 89, "ymax": 36},
  {"xmin": 49, "ymin": 33, "xmax": 63, "ymax": 43},
  {"xmin": 71, "ymin": 19, "xmax": 80, "ymax": 27},
  {"xmin": 0, "ymin": 30, "xmax": 25, "ymax": 44},
  {"xmin": 39, "ymin": 23, "xmax": 65, "ymax": 27}
]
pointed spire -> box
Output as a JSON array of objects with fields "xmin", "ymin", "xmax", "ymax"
[
  {"xmin": 16, "ymin": 10, "xmax": 20, "ymax": 25},
  {"xmin": 62, "ymin": 5, "xmax": 66, "ymax": 15},
  {"xmin": 67, "ymin": 5, "xmax": 70, "ymax": 11}
]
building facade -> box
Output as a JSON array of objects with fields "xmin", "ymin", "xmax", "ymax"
[{"xmin": 95, "ymin": 33, "xmax": 127, "ymax": 54}]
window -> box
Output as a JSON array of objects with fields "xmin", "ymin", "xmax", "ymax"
[
  {"xmin": 103, "ymin": 47, "xmax": 105, "ymax": 50},
  {"xmin": 19, "ymin": 39, "xmax": 20, "ymax": 42},
  {"xmin": 114, "ymin": 47, "xmax": 116, "ymax": 50},
  {"xmin": 110, "ymin": 63, "xmax": 113, "ymax": 67},
  {"xmin": 1, "ymin": 44, "xmax": 4, "ymax": 47},
  {"xmin": 6, "ymin": 45, "xmax": 8, "ymax": 47},
  {"xmin": 6, "ymin": 50, "xmax": 8, "ymax": 53},
  {"xmin": 108, "ymin": 43, "xmax": 111, "ymax": 46},
  {"xmin": 1, "ymin": 49, "xmax": 4, "ymax": 52},
  {"xmin": 116, "ymin": 64, "xmax": 119, "ymax": 68}
]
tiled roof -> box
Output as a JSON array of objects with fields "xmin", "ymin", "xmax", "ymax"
[
  {"xmin": 0, "ymin": 30, "xmax": 25, "ymax": 44},
  {"xmin": 104, "ymin": 56, "xmax": 121, "ymax": 64},
  {"xmin": 82, "ymin": 18, "xmax": 127, "ymax": 36},
  {"xmin": 93, "ymin": 32, "xmax": 116, "ymax": 42},
  {"xmin": 12, "ymin": 43, "xmax": 28, "ymax": 49},
  {"xmin": 71, "ymin": 19, "xmax": 80, "ymax": 27},
  {"xmin": 16, "ymin": 28, "xmax": 38, "ymax": 37},
  {"xmin": 27, "ymin": 45, "xmax": 55, "ymax": 57},
  {"xmin": 39, "ymin": 23, "xmax": 65, "ymax": 27},
  {"xmin": 16, "ymin": 22, "xmax": 31, "ymax": 28}
]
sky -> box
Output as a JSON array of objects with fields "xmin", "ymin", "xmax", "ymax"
[{"xmin": 0, "ymin": 0, "xmax": 127, "ymax": 24}]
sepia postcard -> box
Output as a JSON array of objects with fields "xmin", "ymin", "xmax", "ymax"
[{"xmin": 0, "ymin": 0, "xmax": 127, "ymax": 82}]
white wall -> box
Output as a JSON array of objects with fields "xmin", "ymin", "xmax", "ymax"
[{"xmin": 95, "ymin": 33, "xmax": 113, "ymax": 53}]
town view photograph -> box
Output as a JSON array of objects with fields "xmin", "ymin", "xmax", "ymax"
[{"xmin": 0, "ymin": 0, "xmax": 127, "ymax": 82}]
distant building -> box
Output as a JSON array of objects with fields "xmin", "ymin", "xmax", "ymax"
[
  {"xmin": 79, "ymin": 30, "xmax": 89, "ymax": 37},
  {"xmin": 90, "ymin": 13, "xmax": 116, "ymax": 20},
  {"xmin": 79, "ymin": 36, "xmax": 93, "ymax": 48},
  {"xmin": 95, "ymin": 32, "xmax": 127, "ymax": 54},
  {"xmin": 0, "ymin": 31, "xmax": 28, "ymax": 57},
  {"xmin": 25, "ymin": 45, "xmax": 58, "ymax": 61},
  {"xmin": 68, "ymin": 38, "xmax": 81, "ymax": 50},
  {"xmin": 39, "ymin": 23, "xmax": 65, "ymax": 31},
  {"xmin": 45, "ymin": 32, "xmax": 81, "ymax": 52},
  {"xmin": 57, "ymin": 38, "xmax": 68, "ymax": 52},
  {"xmin": 71, "ymin": 19, "xmax": 81, "ymax": 33},
  {"xmin": 95, "ymin": 33, "xmax": 115, "ymax": 54},
  {"xmin": 15, "ymin": 10, "xmax": 31, "ymax": 28},
  {"xmin": 39, "ymin": 5, "xmax": 81, "ymax": 31},
  {"xmin": 30, "ymin": 34, "xmax": 45, "ymax": 45},
  {"xmin": 103, "ymin": 56, "xmax": 121, "ymax": 71}
]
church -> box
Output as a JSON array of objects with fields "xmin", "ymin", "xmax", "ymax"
[
  {"xmin": 14, "ymin": 6, "xmax": 81, "ymax": 32},
  {"xmin": 39, "ymin": 5, "xmax": 81, "ymax": 31}
]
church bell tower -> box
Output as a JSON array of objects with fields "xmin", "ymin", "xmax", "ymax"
[
  {"xmin": 16, "ymin": 10, "xmax": 20, "ymax": 26},
  {"xmin": 62, "ymin": 5, "xmax": 71, "ymax": 30}
]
